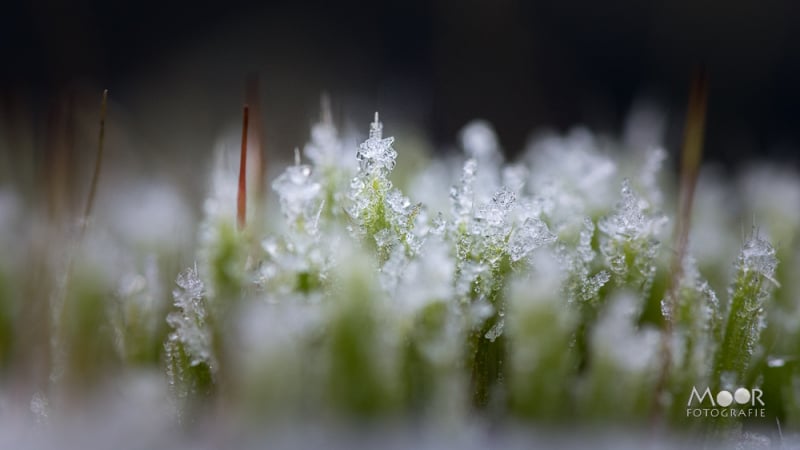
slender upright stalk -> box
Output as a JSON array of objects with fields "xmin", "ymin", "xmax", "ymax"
[
  {"xmin": 652, "ymin": 68, "xmax": 708, "ymax": 423},
  {"xmin": 246, "ymin": 75, "xmax": 267, "ymax": 203},
  {"xmin": 668, "ymin": 68, "xmax": 708, "ymax": 321},
  {"xmin": 237, "ymin": 104, "xmax": 249, "ymax": 230},
  {"xmin": 81, "ymin": 89, "xmax": 108, "ymax": 236}
]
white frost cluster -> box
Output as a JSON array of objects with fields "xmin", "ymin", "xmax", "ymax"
[
  {"xmin": 356, "ymin": 113, "xmax": 397, "ymax": 175},
  {"xmin": 272, "ymin": 158, "xmax": 322, "ymax": 226},
  {"xmin": 739, "ymin": 233, "xmax": 778, "ymax": 281},
  {"xmin": 165, "ymin": 266, "xmax": 215, "ymax": 370}
]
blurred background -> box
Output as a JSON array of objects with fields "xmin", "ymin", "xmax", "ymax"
[{"xmin": 1, "ymin": 0, "xmax": 798, "ymax": 192}]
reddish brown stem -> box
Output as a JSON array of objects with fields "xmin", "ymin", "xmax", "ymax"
[
  {"xmin": 651, "ymin": 67, "xmax": 708, "ymax": 425},
  {"xmin": 237, "ymin": 104, "xmax": 249, "ymax": 230},
  {"xmin": 668, "ymin": 67, "xmax": 708, "ymax": 331},
  {"xmin": 81, "ymin": 89, "xmax": 108, "ymax": 236},
  {"xmin": 246, "ymin": 75, "xmax": 267, "ymax": 202}
]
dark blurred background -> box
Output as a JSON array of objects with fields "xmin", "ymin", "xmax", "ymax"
[{"xmin": 1, "ymin": 0, "xmax": 799, "ymax": 179}]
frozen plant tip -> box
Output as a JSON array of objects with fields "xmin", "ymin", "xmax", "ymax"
[{"xmin": 715, "ymin": 231, "xmax": 778, "ymax": 386}]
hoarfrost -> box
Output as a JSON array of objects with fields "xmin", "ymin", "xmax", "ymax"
[
  {"xmin": 484, "ymin": 318, "xmax": 505, "ymax": 342},
  {"xmin": 578, "ymin": 217, "xmax": 596, "ymax": 264},
  {"xmin": 580, "ymin": 271, "xmax": 610, "ymax": 302},
  {"xmin": 272, "ymin": 160, "xmax": 322, "ymax": 224},
  {"xmin": 600, "ymin": 179, "xmax": 649, "ymax": 238},
  {"xmin": 472, "ymin": 187, "xmax": 516, "ymax": 236},
  {"xmin": 739, "ymin": 233, "xmax": 778, "ymax": 281},
  {"xmin": 507, "ymin": 217, "xmax": 557, "ymax": 262},
  {"xmin": 356, "ymin": 112, "xmax": 397, "ymax": 175},
  {"xmin": 451, "ymin": 158, "xmax": 477, "ymax": 223},
  {"xmin": 165, "ymin": 266, "xmax": 215, "ymax": 369},
  {"xmin": 385, "ymin": 189, "xmax": 411, "ymax": 215}
]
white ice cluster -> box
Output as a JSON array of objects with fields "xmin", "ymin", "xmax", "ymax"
[
  {"xmin": 739, "ymin": 233, "xmax": 778, "ymax": 281},
  {"xmin": 508, "ymin": 217, "xmax": 557, "ymax": 262},
  {"xmin": 597, "ymin": 179, "xmax": 667, "ymax": 293},
  {"xmin": 165, "ymin": 266, "xmax": 215, "ymax": 370},
  {"xmin": 272, "ymin": 155, "xmax": 322, "ymax": 227},
  {"xmin": 356, "ymin": 113, "xmax": 397, "ymax": 176}
]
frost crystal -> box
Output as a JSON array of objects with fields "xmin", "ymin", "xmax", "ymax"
[
  {"xmin": 385, "ymin": 189, "xmax": 411, "ymax": 215},
  {"xmin": 600, "ymin": 179, "xmax": 648, "ymax": 238},
  {"xmin": 166, "ymin": 266, "xmax": 215, "ymax": 369},
  {"xmin": 580, "ymin": 271, "xmax": 610, "ymax": 302},
  {"xmin": 356, "ymin": 112, "xmax": 397, "ymax": 175},
  {"xmin": 578, "ymin": 217, "xmax": 596, "ymax": 264},
  {"xmin": 272, "ymin": 156, "xmax": 322, "ymax": 225},
  {"xmin": 508, "ymin": 217, "xmax": 557, "ymax": 262},
  {"xmin": 484, "ymin": 318, "xmax": 505, "ymax": 342},
  {"xmin": 739, "ymin": 233, "xmax": 778, "ymax": 281},
  {"xmin": 597, "ymin": 179, "xmax": 665, "ymax": 296},
  {"xmin": 472, "ymin": 187, "xmax": 516, "ymax": 236},
  {"xmin": 451, "ymin": 158, "xmax": 477, "ymax": 223}
]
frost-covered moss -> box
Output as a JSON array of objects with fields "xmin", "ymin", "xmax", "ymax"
[{"xmin": 0, "ymin": 106, "xmax": 797, "ymax": 448}]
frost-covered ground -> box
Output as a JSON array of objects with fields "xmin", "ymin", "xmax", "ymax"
[{"xmin": 1, "ymin": 103, "xmax": 800, "ymax": 448}]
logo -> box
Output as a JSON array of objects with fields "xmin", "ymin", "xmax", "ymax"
[{"xmin": 686, "ymin": 387, "xmax": 766, "ymax": 418}]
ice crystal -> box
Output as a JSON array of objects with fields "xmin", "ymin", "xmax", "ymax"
[
  {"xmin": 577, "ymin": 217, "xmax": 596, "ymax": 264},
  {"xmin": 484, "ymin": 318, "xmax": 504, "ymax": 342},
  {"xmin": 450, "ymin": 158, "xmax": 477, "ymax": 224},
  {"xmin": 597, "ymin": 179, "xmax": 665, "ymax": 297},
  {"xmin": 472, "ymin": 186, "xmax": 516, "ymax": 236},
  {"xmin": 272, "ymin": 156, "xmax": 322, "ymax": 226},
  {"xmin": 600, "ymin": 179, "xmax": 649, "ymax": 239},
  {"xmin": 356, "ymin": 112, "xmax": 397, "ymax": 175},
  {"xmin": 739, "ymin": 233, "xmax": 778, "ymax": 281},
  {"xmin": 580, "ymin": 271, "xmax": 610, "ymax": 303},
  {"xmin": 507, "ymin": 217, "xmax": 557, "ymax": 262},
  {"xmin": 165, "ymin": 266, "xmax": 215, "ymax": 369},
  {"xmin": 715, "ymin": 232, "xmax": 780, "ymax": 384}
]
